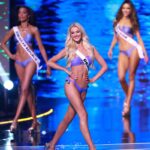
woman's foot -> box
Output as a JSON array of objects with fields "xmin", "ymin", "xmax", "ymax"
[
  {"xmin": 28, "ymin": 121, "xmax": 40, "ymax": 134},
  {"xmin": 10, "ymin": 121, "xmax": 17, "ymax": 133},
  {"xmin": 122, "ymin": 102, "xmax": 130, "ymax": 117},
  {"xmin": 45, "ymin": 142, "xmax": 55, "ymax": 150},
  {"xmin": 89, "ymin": 145, "xmax": 96, "ymax": 150}
]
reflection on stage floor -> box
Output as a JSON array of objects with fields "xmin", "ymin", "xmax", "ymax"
[{"xmin": 0, "ymin": 97, "xmax": 150, "ymax": 149}]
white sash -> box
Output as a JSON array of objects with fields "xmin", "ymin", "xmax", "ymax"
[
  {"xmin": 115, "ymin": 24, "xmax": 144, "ymax": 59},
  {"xmin": 75, "ymin": 50, "xmax": 89, "ymax": 70},
  {"xmin": 13, "ymin": 26, "xmax": 42, "ymax": 72}
]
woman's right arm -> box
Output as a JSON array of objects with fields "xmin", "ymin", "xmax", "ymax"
[
  {"xmin": 108, "ymin": 33, "xmax": 118, "ymax": 59},
  {"xmin": 1, "ymin": 28, "xmax": 15, "ymax": 60},
  {"xmin": 47, "ymin": 49, "xmax": 71, "ymax": 75}
]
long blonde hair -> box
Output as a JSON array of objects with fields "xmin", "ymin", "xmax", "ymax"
[{"xmin": 65, "ymin": 22, "xmax": 94, "ymax": 67}]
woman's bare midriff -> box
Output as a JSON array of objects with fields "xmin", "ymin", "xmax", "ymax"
[
  {"xmin": 71, "ymin": 65, "xmax": 88, "ymax": 88},
  {"xmin": 15, "ymin": 44, "xmax": 33, "ymax": 61},
  {"xmin": 118, "ymin": 36, "xmax": 134, "ymax": 51}
]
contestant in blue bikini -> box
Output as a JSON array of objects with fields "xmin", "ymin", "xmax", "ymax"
[
  {"xmin": 1, "ymin": 6, "xmax": 50, "ymax": 132},
  {"xmin": 46, "ymin": 22, "xmax": 107, "ymax": 150},
  {"xmin": 108, "ymin": 0, "xmax": 149, "ymax": 117}
]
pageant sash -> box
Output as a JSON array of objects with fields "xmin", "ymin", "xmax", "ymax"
[
  {"xmin": 13, "ymin": 26, "xmax": 42, "ymax": 72},
  {"xmin": 75, "ymin": 50, "xmax": 89, "ymax": 70},
  {"xmin": 115, "ymin": 24, "xmax": 144, "ymax": 59}
]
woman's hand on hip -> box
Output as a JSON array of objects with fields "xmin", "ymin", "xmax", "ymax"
[
  {"xmin": 64, "ymin": 68, "xmax": 72, "ymax": 76},
  {"xmin": 64, "ymin": 68, "xmax": 78, "ymax": 80},
  {"xmin": 10, "ymin": 54, "xmax": 17, "ymax": 60}
]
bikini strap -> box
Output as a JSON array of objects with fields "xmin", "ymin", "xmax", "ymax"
[{"xmin": 75, "ymin": 50, "xmax": 89, "ymax": 70}]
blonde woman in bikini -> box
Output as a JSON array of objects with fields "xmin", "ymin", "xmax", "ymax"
[{"xmin": 46, "ymin": 22, "xmax": 107, "ymax": 150}]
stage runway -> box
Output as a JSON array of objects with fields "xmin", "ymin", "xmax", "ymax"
[
  {"xmin": 0, "ymin": 0, "xmax": 150, "ymax": 149},
  {"xmin": 0, "ymin": 96, "xmax": 150, "ymax": 149},
  {"xmin": 1, "ymin": 143, "xmax": 150, "ymax": 150}
]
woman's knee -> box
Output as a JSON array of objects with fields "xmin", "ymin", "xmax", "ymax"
[
  {"xmin": 21, "ymin": 85, "xmax": 29, "ymax": 95},
  {"xmin": 78, "ymin": 109, "xmax": 88, "ymax": 121},
  {"xmin": 129, "ymin": 73, "xmax": 135, "ymax": 81},
  {"xmin": 118, "ymin": 75, "xmax": 126, "ymax": 83}
]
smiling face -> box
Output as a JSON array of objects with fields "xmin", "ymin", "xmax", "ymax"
[
  {"xmin": 70, "ymin": 26, "xmax": 82, "ymax": 43},
  {"xmin": 122, "ymin": 3, "xmax": 132, "ymax": 17},
  {"xmin": 18, "ymin": 7, "xmax": 29, "ymax": 22}
]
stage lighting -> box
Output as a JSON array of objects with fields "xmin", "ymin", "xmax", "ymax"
[
  {"xmin": 0, "ymin": 62, "xmax": 14, "ymax": 90},
  {"xmin": 3, "ymin": 80, "xmax": 14, "ymax": 90},
  {"xmin": 41, "ymin": 130, "xmax": 46, "ymax": 135}
]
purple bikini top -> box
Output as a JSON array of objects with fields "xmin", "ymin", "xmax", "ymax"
[
  {"xmin": 117, "ymin": 25, "xmax": 134, "ymax": 36},
  {"xmin": 71, "ymin": 56, "xmax": 92, "ymax": 67},
  {"xmin": 14, "ymin": 33, "xmax": 33, "ymax": 45}
]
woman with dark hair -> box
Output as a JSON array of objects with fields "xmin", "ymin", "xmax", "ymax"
[
  {"xmin": 108, "ymin": 0, "xmax": 149, "ymax": 117},
  {"xmin": 1, "ymin": 6, "xmax": 50, "ymax": 133},
  {"xmin": 16, "ymin": 6, "xmax": 36, "ymax": 25}
]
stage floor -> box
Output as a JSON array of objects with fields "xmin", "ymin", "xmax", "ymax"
[
  {"xmin": 0, "ymin": 97, "xmax": 150, "ymax": 150},
  {"xmin": 1, "ymin": 143, "xmax": 150, "ymax": 150}
]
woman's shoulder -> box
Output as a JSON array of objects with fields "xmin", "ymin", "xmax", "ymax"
[
  {"xmin": 90, "ymin": 45, "xmax": 95, "ymax": 51},
  {"xmin": 61, "ymin": 48, "xmax": 67, "ymax": 54},
  {"xmin": 29, "ymin": 25, "xmax": 39, "ymax": 33},
  {"xmin": 6, "ymin": 27, "xmax": 15, "ymax": 35}
]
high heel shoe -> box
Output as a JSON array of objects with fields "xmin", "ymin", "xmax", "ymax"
[
  {"xmin": 45, "ymin": 142, "xmax": 55, "ymax": 150},
  {"xmin": 28, "ymin": 121, "xmax": 40, "ymax": 134},
  {"xmin": 10, "ymin": 122, "xmax": 17, "ymax": 133},
  {"xmin": 122, "ymin": 102, "xmax": 130, "ymax": 117}
]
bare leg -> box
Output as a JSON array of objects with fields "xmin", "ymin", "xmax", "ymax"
[
  {"xmin": 27, "ymin": 86, "xmax": 36, "ymax": 120},
  {"xmin": 64, "ymin": 83, "xmax": 95, "ymax": 150},
  {"xmin": 10, "ymin": 63, "xmax": 25, "ymax": 131},
  {"xmin": 47, "ymin": 87, "xmax": 87, "ymax": 149},
  {"xmin": 126, "ymin": 50, "xmax": 139, "ymax": 106},
  {"xmin": 118, "ymin": 53, "xmax": 129, "ymax": 95},
  {"xmin": 27, "ymin": 85, "xmax": 40, "ymax": 133},
  {"xmin": 46, "ymin": 105, "xmax": 76, "ymax": 150},
  {"xmin": 18, "ymin": 85, "xmax": 37, "ymax": 123},
  {"xmin": 119, "ymin": 49, "xmax": 139, "ymax": 116},
  {"xmin": 14, "ymin": 63, "xmax": 37, "ymax": 129},
  {"xmin": 10, "ymin": 62, "xmax": 36, "ymax": 131},
  {"xmin": 118, "ymin": 53, "xmax": 130, "ymax": 116},
  {"xmin": 46, "ymin": 83, "xmax": 94, "ymax": 149}
]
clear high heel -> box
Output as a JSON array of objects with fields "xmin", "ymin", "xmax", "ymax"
[
  {"xmin": 45, "ymin": 142, "xmax": 55, "ymax": 150},
  {"xmin": 10, "ymin": 122, "xmax": 17, "ymax": 133},
  {"xmin": 28, "ymin": 121, "xmax": 40, "ymax": 134},
  {"xmin": 122, "ymin": 102, "xmax": 130, "ymax": 117}
]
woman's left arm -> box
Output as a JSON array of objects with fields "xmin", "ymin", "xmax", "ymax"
[
  {"xmin": 33, "ymin": 27, "xmax": 51, "ymax": 74},
  {"xmin": 89, "ymin": 48, "xmax": 108, "ymax": 83},
  {"xmin": 136, "ymin": 30, "xmax": 149, "ymax": 63}
]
